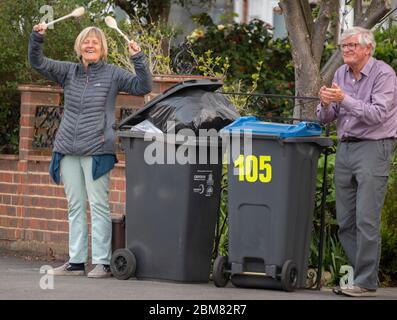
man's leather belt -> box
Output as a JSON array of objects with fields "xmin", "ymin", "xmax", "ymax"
[
  {"xmin": 341, "ymin": 137, "xmax": 395, "ymax": 142},
  {"xmin": 341, "ymin": 137, "xmax": 365, "ymax": 142}
]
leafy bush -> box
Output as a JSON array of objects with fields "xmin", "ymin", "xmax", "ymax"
[
  {"xmin": 106, "ymin": 13, "xmax": 180, "ymax": 75},
  {"xmin": 213, "ymin": 164, "xmax": 229, "ymax": 260},
  {"xmin": 309, "ymin": 142, "xmax": 350, "ymax": 286},
  {"xmin": 374, "ymin": 25, "xmax": 397, "ymax": 70},
  {"xmin": 171, "ymin": 13, "xmax": 295, "ymax": 116},
  {"xmin": 309, "ymin": 225, "xmax": 348, "ymax": 286},
  {"xmin": 379, "ymin": 153, "xmax": 397, "ymax": 286}
]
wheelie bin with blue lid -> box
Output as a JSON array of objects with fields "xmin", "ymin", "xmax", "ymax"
[{"xmin": 213, "ymin": 116, "xmax": 333, "ymax": 291}]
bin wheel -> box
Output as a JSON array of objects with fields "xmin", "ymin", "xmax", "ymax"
[
  {"xmin": 281, "ymin": 260, "xmax": 298, "ymax": 292},
  {"xmin": 110, "ymin": 248, "xmax": 136, "ymax": 280},
  {"xmin": 213, "ymin": 256, "xmax": 230, "ymax": 287}
]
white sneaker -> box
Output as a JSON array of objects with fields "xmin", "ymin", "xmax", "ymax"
[
  {"xmin": 87, "ymin": 264, "xmax": 112, "ymax": 278},
  {"xmin": 47, "ymin": 262, "xmax": 85, "ymax": 276}
]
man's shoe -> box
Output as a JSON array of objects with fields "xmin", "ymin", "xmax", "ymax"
[
  {"xmin": 87, "ymin": 264, "xmax": 112, "ymax": 278},
  {"xmin": 47, "ymin": 262, "xmax": 85, "ymax": 276},
  {"xmin": 341, "ymin": 285, "xmax": 378, "ymax": 297}
]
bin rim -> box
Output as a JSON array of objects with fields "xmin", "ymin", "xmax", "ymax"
[
  {"xmin": 219, "ymin": 130, "xmax": 333, "ymax": 147},
  {"xmin": 220, "ymin": 115, "xmax": 333, "ymax": 147},
  {"xmin": 221, "ymin": 116, "xmax": 323, "ymax": 137},
  {"xmin": 117, "ymin": 79, "xmax": 223, "ymax": 130},
  {"xmin": 118, "ymin": 130, "xmax": 222, "ymax": 147},
  {"xmin": 111, "ymin": 214, "xmax": 125, "ymax": 223},
  {"xmin": 283, "ymin": 136, "xmax": 333, "ymax": 147}
]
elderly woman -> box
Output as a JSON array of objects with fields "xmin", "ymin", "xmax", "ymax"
[{"xmin": 29, "ymin": 23, "xmax": 152, "ymax": 278}]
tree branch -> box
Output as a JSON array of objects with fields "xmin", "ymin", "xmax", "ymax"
[
  {"xmin": 355, "ymin": 0, "xmax": 391, "ymax": 28},
  {"xmin": 299, "ymin": 0, "xmax": 314, "ymax": 39},
  {"xmin": 280, "ymin": 0, "xmax": 320, "ymax": 119},
  {"xmin": 312, "ymin": 0, "xmax": 337, "ymax": 66},
  {"xmin": 321, "ymin": 50, "xmax": 342, "ymax": 85},
  {"xmin": 279, "ymin": 0, "xmax": 314, "ymax": 64},
  {"xmin": 354, "ymin": 0, "xmax": 364, "ymax": 23}
]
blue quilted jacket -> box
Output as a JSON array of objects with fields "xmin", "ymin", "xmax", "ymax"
[{"xmin": 29, "ymin": 31, "xmax": 152, "ymax": 156}]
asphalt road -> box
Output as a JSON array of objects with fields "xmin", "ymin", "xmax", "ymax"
[{"xmin": 1, "ymin": 251, "xmax": 396, "ymax": 301}]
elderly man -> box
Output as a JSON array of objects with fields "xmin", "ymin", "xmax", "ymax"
[{"xmin": 317, "ymin": 26, "xmax": 397, "ymax": 297}]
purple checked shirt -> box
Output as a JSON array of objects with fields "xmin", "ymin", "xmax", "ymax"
[{"xmin": 316, "ymin": 57, "xmax": 397, "ymax": 140}]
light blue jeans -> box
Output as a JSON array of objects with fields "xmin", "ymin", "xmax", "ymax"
[{"xmin": 60, "ymin": 155, "xmax": 112, "ymax": 265}]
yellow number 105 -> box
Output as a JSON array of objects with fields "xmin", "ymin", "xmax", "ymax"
[{"xmin": 234, "ymin": 155, "xmax": 272, "ymax": 183}]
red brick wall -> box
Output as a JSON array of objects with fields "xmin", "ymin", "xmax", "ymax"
[
  {"xmin": 0, "ymin": 75, "xmax": 214, "ymax": 259},
  {"xmin": 0, "ymin": 156, "xmax": 126, "ymax": 259}
]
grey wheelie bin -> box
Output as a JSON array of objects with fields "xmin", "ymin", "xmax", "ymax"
[
  {"xmin": 111, "ymin": 79, "xmax": 238, "ymax": 282},
  {"xmin": 213, "ymin": 116, "xmax": 332, "ymax": 291}
]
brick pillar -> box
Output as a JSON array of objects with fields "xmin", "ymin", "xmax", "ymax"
[{"xmin": 18, "ymin": 85, "xmax": 62, "ymax": 162}]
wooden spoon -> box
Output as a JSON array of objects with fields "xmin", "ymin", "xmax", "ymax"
[
  {"xmin": 45, "ymin": 7, "xmax": 85, "ymax": 27},
  {"xmin": 105, "ymin": 16, "xmax": 130, "ymax": 42}
]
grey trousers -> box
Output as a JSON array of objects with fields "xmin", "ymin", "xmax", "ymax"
[{"xmin": 334, "ymin": 139, "xmax": 396, "ymax": 290}]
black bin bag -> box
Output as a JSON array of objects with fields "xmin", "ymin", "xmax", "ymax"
[
  {"xmin": 117, "ymin": 79, "xmax": 240, "ymax": 133},
  {"xmin": 147, "ymin": 87, "xmax": 239, "ymax": 133}
]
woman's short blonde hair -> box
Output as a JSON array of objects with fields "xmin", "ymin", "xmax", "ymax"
[{"xmin": 74, "ymin": 27, "xmax": 108, "ymax": 61}]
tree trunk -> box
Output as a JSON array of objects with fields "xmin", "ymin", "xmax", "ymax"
[
  {"xmin": 279, "ymin": 0, "xmax": 334, "ymax": 120},
  {"xmin": 329, "ymin": 0, "xmax": 341, "ymax": 46},
  {"xmin": 293, "ymin": 69, "xmax": 322, "ymax": 121}
]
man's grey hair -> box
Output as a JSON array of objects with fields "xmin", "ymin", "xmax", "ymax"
[{"xmin": 340, "ymin": 27, "xmax": 376, "ymax": 56}]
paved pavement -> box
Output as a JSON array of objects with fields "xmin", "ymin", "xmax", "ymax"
[{"xmin": 1, "ymin": 250, "xmax": 396, "ymax": 302}]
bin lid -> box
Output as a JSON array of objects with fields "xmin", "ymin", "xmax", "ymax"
[
  {"xmin": 116, "ymin": 78, "xmax": 223, "ymax": 130},
  {"xmin": 221, "ymin": 116, "xmax": 322, "ymax": 138},
  {"xmin": 118, "ymin": 129, "xmax": 222, "ymax": 147}
]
